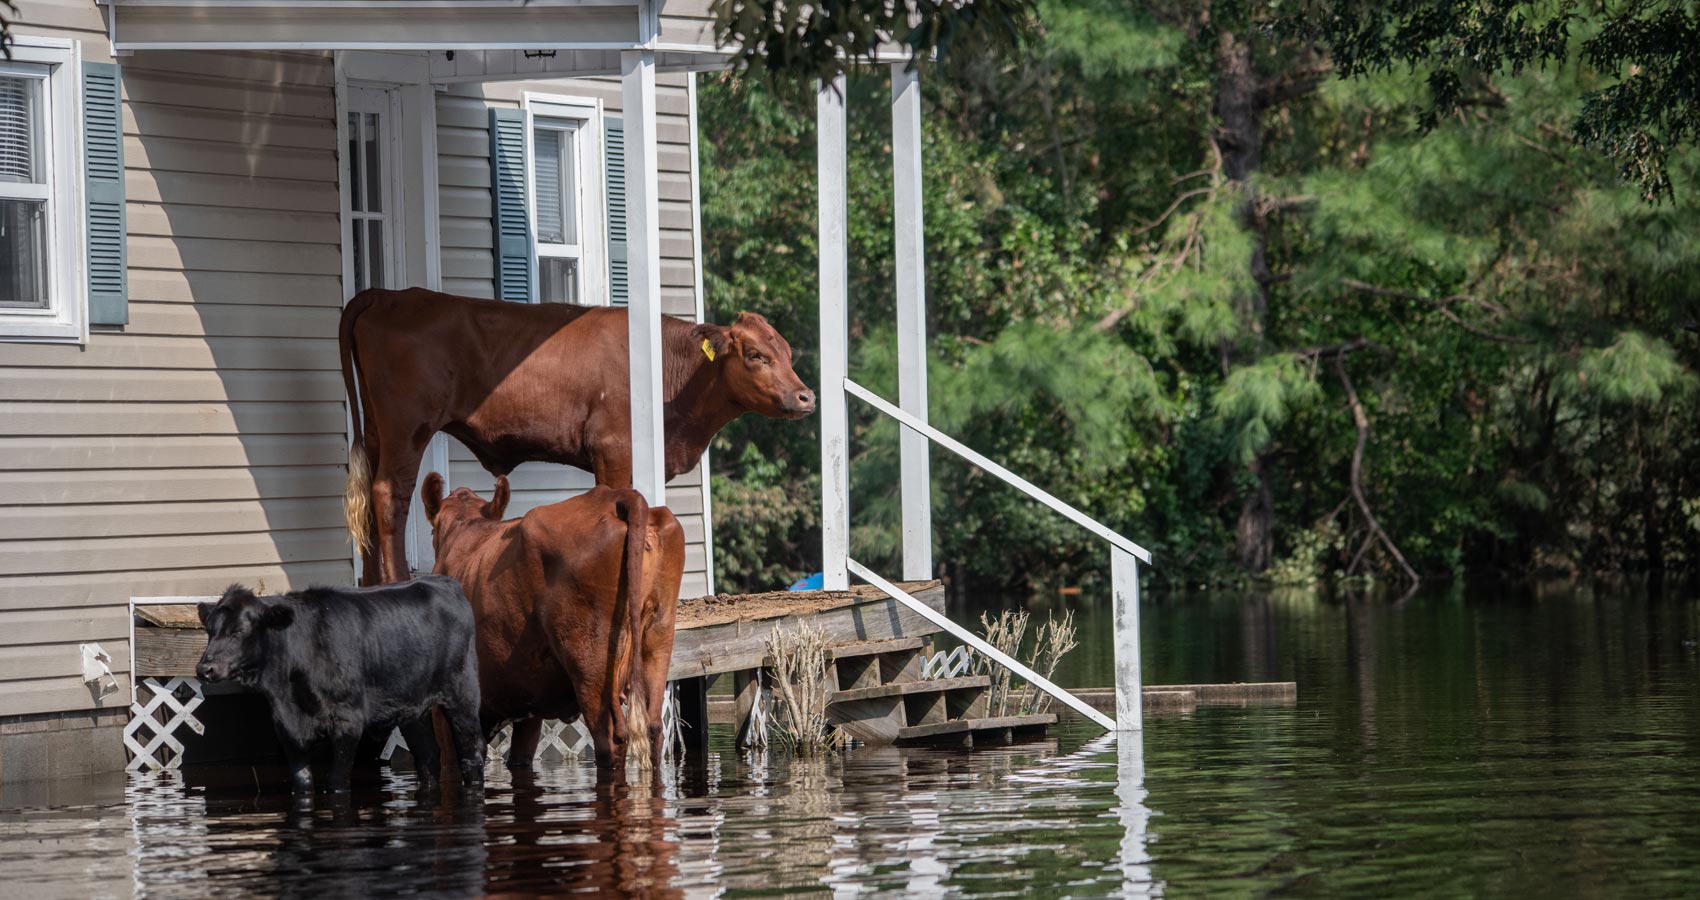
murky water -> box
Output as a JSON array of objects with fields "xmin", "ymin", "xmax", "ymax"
[{"xmin": 3, "ymin": 584, "xmax": 1698, "ymax": 898}]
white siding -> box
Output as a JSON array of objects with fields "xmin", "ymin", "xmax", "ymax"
[
  {"xmin": 0, "ymin": 2, "xmax": 346, "ymax": 718},
  {"xmin": 435, "ymin": 75, "xmax": 712, "ymax": 599}
]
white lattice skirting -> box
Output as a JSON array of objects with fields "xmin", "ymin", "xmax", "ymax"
[
  {"xmin": 923, "ymin": 645, "xmax": 973, "ymax": 679},
  {"xmin": 124, "ymin": 674, "xmax": 620, "ymax": 770},
  {"xmin": 124, "ymin": 677, "xmax": 206, "ymax": 771}
]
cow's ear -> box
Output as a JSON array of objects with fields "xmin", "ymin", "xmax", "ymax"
[
  {"xmin": 690, "ymin": 322, "xmax": 734, "ymax": 361},
  {"xmin": 260, "ymin": 604, "xmax": 294, "ymax": 630},
  {"xmin": 422, "ymin": 471, "xmax": 445, "ymax": 520},
  {"xmin": 487, "ymin": 476, "xmax": 511, "ymax": 520},
  {"xmin": 197, "ymin": 601, "xmax": 216, "ymax": 630}
]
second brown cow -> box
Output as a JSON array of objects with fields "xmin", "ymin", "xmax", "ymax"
[{"xmin": 422, "ymin": 472, "xmax": 684, "ymax": 775}]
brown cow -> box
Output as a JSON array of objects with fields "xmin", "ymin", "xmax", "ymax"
[
  {"xmin": 422, "ymin": 472, "xmax": 684, "ymax": 775},
  {"xmin": 340, "ymin": 287, "xmax": 813, "ymax": 584}
]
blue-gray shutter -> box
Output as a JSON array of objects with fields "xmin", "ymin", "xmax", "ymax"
[
  {"xmin": 488, "ymin": 107, "xmax": 533, "ymax": 302},
  {"xmin": 603, "ymin": 116, "xmax": 628, "ymax": 307},
  {"xmin": 83, "ymin": 62, "xmax": 127, "ymax": 325}
]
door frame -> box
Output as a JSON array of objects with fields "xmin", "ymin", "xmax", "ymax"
[{"xmin": 335, "ymin": 51, "xmax": 446, "ymax": 576}]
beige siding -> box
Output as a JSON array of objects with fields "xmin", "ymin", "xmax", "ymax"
[
  {"xmin": 435, "ymin": 74, "xmax": 713, "ymax": 598},
  {"xmin": 0, "ymin": 3, "xmax": 346, "ymax": 718}
]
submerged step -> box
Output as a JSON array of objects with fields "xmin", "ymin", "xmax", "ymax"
[
  {"xmin": 826, "ymin": 675, "xmax": 990, "ymax": 705},
  {"xmin": 895, "ymin": 713, "xmax": 1057, "ymax": 744}
]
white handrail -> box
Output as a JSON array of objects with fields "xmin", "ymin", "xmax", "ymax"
[
  {"xmin": 847, "ymin": 559, "xmax": 1117, "ymax": 730},
  {"xmin": 844, "ymin": 379, "xmax": 1153, "ymax": 564}
]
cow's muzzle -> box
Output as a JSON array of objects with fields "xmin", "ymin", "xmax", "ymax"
[
  {"xmin": 786, "ymin": 390, "xmax": 816, "ymax": 418},
  {"xmin": 196, "ymin": 660, "xmax": 230, "ymax": 683}
]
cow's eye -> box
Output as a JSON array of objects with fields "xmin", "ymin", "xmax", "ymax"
[{"xmin": 747, "ymin": 352, "xmax": 766, "ymax": 365}]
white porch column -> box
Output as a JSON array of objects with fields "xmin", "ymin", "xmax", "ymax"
[
  {"xmin": 622, "ymin": 49, "xmax": 667, "ymax": 503},
  {"xmin": 818, "ymin": 76, "xmax": 851, "ymax": 591},
  {"xmin": 891, "ymin": 65, "xmax": 933, "ymax": 581},
  {"xmin": 1111, "ymin": 545, "xmax": 1143, "ymax": 732}
]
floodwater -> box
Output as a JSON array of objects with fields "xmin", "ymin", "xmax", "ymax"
[{"xmin": 3, "ymin": 583, "xmax": 1698, "ymax": 898}]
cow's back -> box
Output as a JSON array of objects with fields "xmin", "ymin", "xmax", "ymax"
[
  {"xmin": 348, "ymin": 289, "xmax": 641, "ymax": 474},
  {"xmin": 296, "ymin": 576, "xmax": 477, "ymax": 707}
]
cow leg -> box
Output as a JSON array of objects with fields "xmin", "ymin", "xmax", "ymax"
[
  {"xmin": 370, "ymin": 431, "xmax": 429, "ymax": 583},
  {"xmin": 591, "ymin": 454, "xmax": 633, "ymax": 490},
  {"xmin": 507, "ymin": 717, "xmax": 543, "ymax": 771},
  {"xmin": 359, "ymin": 447, "xmax": 382, "ymax": 586},
  {"xmin": 443, "ymin": 704, "xmax": 486, "ymax": 786},
  {"xmin": 645, "ymin": 668, "xmax": 668, "ymax": 772},
  {"xmin": 579, "ymin": 691, "xmax": 627, "ymax": 776},
  {"xmin": 327, "ymin": 730, "xmax": 361, "ymax": 794},
  {"xmin": 400, "ymin": 714, "xmax": 440, "ymax": 788},
  {"xmin": 281, "ymin": 736, "xmax": 314, "ymax": 795}
]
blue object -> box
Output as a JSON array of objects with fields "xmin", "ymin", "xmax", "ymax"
[{"xmin": 788, "ymin": 572, "xmax": 824, "ymax": 591}]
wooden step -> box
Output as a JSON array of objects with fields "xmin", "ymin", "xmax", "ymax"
[
  {"xmin": 895, "ymin": 714, "xmax": 1057, "ymax": 746},
  {"xmin": 827, "ymin": 636, "xmax": 925, "ymax": 660},
  {"xmin": 830, "ymin": 637, "xmax": 926, "ymax": 691},
  {"xmin": 826, "ymin": 675, "xmax": 989, "ymax": 705}
]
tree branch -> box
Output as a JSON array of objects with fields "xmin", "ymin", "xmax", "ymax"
[
  {"xmin": 1333, "ymin": 354, "xmax": 1420, "ymax": 587},
  {"xmin": 1341, "ymin": 279, "xmax": 1535, "ymax": 344}
]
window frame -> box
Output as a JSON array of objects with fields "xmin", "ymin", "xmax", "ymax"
[
  {"xmin": 0, "ymin": 37, "xmax": 86, "ymax": 344},
  {"xmin": 521, "ymin": 92, "xmax": 605, "ymax": 306}
]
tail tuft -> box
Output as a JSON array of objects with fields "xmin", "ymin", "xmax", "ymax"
[
  {"xmin": 627, "ymin": 691, "xmax": 653, "ymax": 773},
  {"xmin": 345, "ymin": 443, "xmax": 372, "ymax": 553}
]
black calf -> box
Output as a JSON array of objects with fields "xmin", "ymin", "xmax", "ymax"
[{"xmin": 196, "ymin": 575, "xmax": 484, "ymax": 794}]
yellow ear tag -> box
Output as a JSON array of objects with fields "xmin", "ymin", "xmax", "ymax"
[{"xmin": 701, "ymin": 338, "xmax": 715, "ymax": 361}]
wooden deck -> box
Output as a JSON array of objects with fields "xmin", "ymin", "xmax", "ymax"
[
  {"xmin": 130, "ymin": 585, "xmax": 1298, "ymax": 761},
  {"xmin": 132, "ymin": 581, "xmax": 949, "ymax": 682}
]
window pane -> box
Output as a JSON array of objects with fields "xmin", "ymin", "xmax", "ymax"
[
  {"xmin": 0, "ymin": 76, "xmax": 40, "ymax": 186},
  {"xmin": 352, "ymin": 216, "xmax": 367, "ymax": 292},
  {"xmin": 363, "ymin": 113, "xmax": 382, "ymax": 213},
  {"xmin": 533, "ymin": 127, "xmax": 567, "ymax": 245},
  {"xmin": 346, "ymin": 111, "xmax": 363, "ymax": 213},
  {"xmin": 0, "ymin": 198, "xmax": 48, "ymax": 308},
  {"xmin": 539, "ymin": 256, "xmax": 578, "ymax": 305},
  {"xmin": 367, "ymin": 219, "xmax": 386, "ymax": 289}
]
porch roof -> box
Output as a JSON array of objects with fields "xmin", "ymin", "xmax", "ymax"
[{"xmin": 99, "ymin": 0, "xmax": 735, "ymax": 69}]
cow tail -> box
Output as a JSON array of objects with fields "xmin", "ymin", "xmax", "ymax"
[
  {"xmin": 340, "ymin": 291, "xmax": 375, "ymax": 554},
  {"xmin": 616, "ymin": 489, "xmax": 653, "ymax": 772}
]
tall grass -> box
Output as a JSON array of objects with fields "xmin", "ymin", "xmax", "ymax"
[{"xmin": 765, "ymin": 623, "xmax": 847, "ymax": 754}]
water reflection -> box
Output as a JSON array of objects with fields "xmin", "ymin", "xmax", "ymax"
[
  {"xmin": 1114, "ymin": 736, "xmax": 1160, "ymax": 899},
  {"xmin": 60, "ymin": 735, "xmax": 1140, "ymax": 899},
  {"xmin": 3, "ymin": 586, "xmax": 1697, "ymax": 898}
]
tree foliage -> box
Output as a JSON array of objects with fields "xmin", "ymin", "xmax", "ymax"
[
  {"xmin": 699, "ymin": 1, "xmax": 1700, "ymax": 594},
  {"xmin": 709, "ymin": 0, "xmax": 1036, "ymax": 86},
  {"xmin": 1279, "ymin": 0, "xmax": 1700, "ymax": 200}
]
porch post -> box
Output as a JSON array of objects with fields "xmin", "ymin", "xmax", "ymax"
[
  {"xmin": 891, "ymin": 65, "xmax": 933, "ymax": 581},
  {"xmin": 818, "ymin": 76, "xmax": 851, "ymax": 591},
  {"xmin": 622, "ymin": 49, "xmax": 667, "ymax": 503}
]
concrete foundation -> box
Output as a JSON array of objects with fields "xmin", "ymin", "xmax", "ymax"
[{"xmin": 0, "ymin": 709, "xmax": 128, "ymax": 785}]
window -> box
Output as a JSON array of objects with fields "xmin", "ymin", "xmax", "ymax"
[
  {"xmin": 532, "ymin": 122, "xmax": 581, "ymax": 304},
  {"xmin": 345, "ymin": 86, "xmax": 396, "ymax": 293},
  {"xmin": 523, "ymin": 94, "xmax": 605, "ymax": 306},
  {"xmin": 0, "ymin": 39, "xmax": 84, "ymax": 342}
]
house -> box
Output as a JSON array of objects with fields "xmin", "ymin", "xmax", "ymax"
[{"xmin": 0, "ymin": 0, "xmax": 736, "ymax": 782}]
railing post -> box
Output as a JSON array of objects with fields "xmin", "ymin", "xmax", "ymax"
[
  {"xmin": 891, "ymin": 64, "xmax": 933, "ymax": 582},
  {"xmin": 1111, "ymin": 545, "xmax": 1142, "ymax": 732},
  {"xmin": 817, "ymin": 76, "xmax": 850, "ymax": 591}
]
